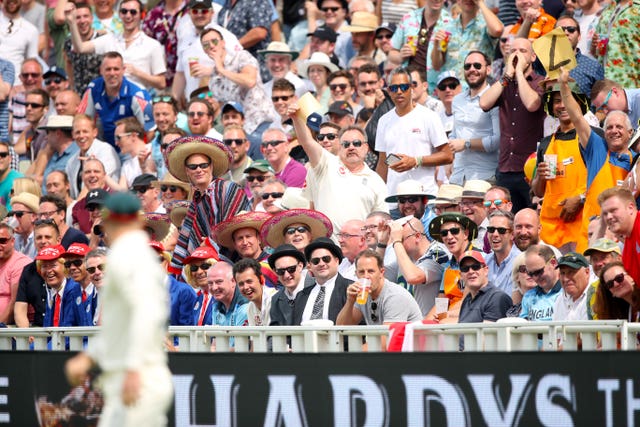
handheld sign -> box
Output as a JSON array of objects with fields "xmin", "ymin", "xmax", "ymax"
[{"xmin": 532, "ymin": 27, "xmax": 577, "ymax": 80}]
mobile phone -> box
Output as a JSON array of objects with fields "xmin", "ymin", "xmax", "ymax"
[{"xmin": 385, "ymin": 153, "xmax": 402, "ymax": 165}]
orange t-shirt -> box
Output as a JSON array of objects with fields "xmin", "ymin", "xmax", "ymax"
[{"xmin": 510, "ymin": 9, "xmax": 557, "ymax": 40}]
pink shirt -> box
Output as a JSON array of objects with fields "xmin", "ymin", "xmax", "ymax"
[{"xmin": 0, "ymin": 250, "xmax": 32, "ymax": 318}]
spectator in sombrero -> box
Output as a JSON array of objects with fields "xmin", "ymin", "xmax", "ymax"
[
  {"xmin": 260, "ymin": 208, "xmax": 334, "ymax": 254},
  {"xmin": 164, "ymin": 135, "xmax": 250, "ymax": 275}
]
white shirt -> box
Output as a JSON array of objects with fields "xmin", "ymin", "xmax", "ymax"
[
  {"xmin": 247, "ymin": 286, "xmax": 277, "ymax": 326},
  {"xmin": 176, "ymin": 40, "xmax": 216, "ymax": 101},
  {"xmin": 552, "ymin": 285, "xmax": 589, "ymax": 321},
  {"xmin": 0, "ymin": 14, "xmax": 39, "ymax": 73},
  {"xmin": 338, "ymin": 258, "xmax": 357, "ymax": 281},
  {"xmin": 263, "ymin": 71, "xmax": 312, "ymax": 98},
  {"xmin": 301, "ymin": 274, "xmax": 338, "ymax": 323},
  {"xmin": 66, "ymin": 139, "xmax": 121, "ymax": 199}
]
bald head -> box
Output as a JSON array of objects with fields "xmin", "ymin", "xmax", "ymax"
[{"xmin": 513, "ymin": 208, "xmax": 541, "ymax": 251}]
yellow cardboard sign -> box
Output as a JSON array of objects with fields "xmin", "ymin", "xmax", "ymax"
[{"xmin": 532, "ymin": 27, "xmax": 577, "ymax": 79}]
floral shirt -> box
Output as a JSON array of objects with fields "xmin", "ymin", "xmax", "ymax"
[
  {"xmin": 142, "ymin": 1, "xmax": 187, "ymax": 86},
  {"xmin": 209, "ymin": 50, "xmax": 278, "ymax": 134},
  {"xmin": 593, "ymin": 0, "xmax": 640, "ymax": 87},
  {"xmin": 64, "ymin": 32, "xmax": 104, "ymax": 95},
  {"xmin": 92, "ymin": 13, "xmax": 122, "ymax": 35}
]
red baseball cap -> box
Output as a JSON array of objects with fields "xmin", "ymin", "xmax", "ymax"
[
  {"xmin": 459, "ymin": 250, "xmax": 486, "ymax": 265},
  {"xmin": 65, "ymin": 243, "xmax": 90, "ymax": 257},
  {"xmin": 183, "ymin": 246, "xmax": 219, "ymax": 264},
  {"xmin": 149, "ymin": 241, "xmax": 165, "ymax": 254},
  {"xmin": 36, "ymin": 245, "xmax": 66, "ymax": 261}
]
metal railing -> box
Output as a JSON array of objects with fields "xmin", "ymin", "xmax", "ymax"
[{"xmin": 0, "ymin": 321, "xmax": 638, "ymax": 352}]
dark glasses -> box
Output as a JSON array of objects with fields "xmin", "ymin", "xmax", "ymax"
[
  {"xmin": 463, "ymin": 62, "xmax": 483, "ymax": 71},
  {"xmin": 86, "ymin": 264, "xmax": 106, "ymax": 274},
  {"xmin": 246, "ymin": 176, "xmax": 267, "ymax": 183},
  {"xmin": 0, "ymin": 237, "xmax": 11, "ymax": 244},
  {"xmin": 261, "ymin": 140, "xmax": 286, "ymax": 148},
  {"xmin": 119, "ymin": 7, "xmax": 139, "ymax": 15},
  {"xmin": 440, "ymin": 227, "xmax": 461, "ymax": 237},
  {"xmin": 25, "ymin": 102, "xmax": 44, "ymax": 109},
  {"xmin": 261, "ymin": 192, "xmax": 283, "ymax": 200},
  {"xmin": 499, "ymin": 37, "xmax": 509, "ymax": 43},
  {"xmin": 284, "ymin": 226, "xmax": 310, "ymax": 235},
  {"xmin": 133, "ymin": 186, "xmax": 151, "ymax": 194},
  {"xmin": 191, "ymin": 8, "xmax": 211, "ymax": 15},
  {"xmin": 223, "ymin": 138, "xmax": 245, "ymax": 146},
  {"xmin": 21, "ymin": 73, "xmax": 40, "ymax": 79},
  {"xmin": 561, "ymin": 26, "xmax": 578, "ymax": 34},
  {"xmin": 388, "ymin": 83, "xmax": 411, "ymax": 93},
  {"xmin": 309, "ymin": 255, "xmax": 332, "ymax": 265},
  {"xmin": 321, "ymin": 6, "xmax": 340, "ymax": 12},
  {"xmin": 517, "ymin": 265, "xmax": 528, "ymax": 274},
  {"xmin": 526, "ymin": 266, "xmax": 546, "ymax": 278},
  {"xmin": 185, "ymin": 162, "xmax": 211, "ymax": 170},
  {"xmin": 275, "ymin": 265, "xmax": 298, "ymax": 276},
  {"xmin": 189, "ymin": 262, "xmax": 212, "ymax": 272},
  {"xmin": 397, "ymin": 196, "xmax": 419, "ymax": 204},
  {"xmin": 34, "ymin": 219, "xmax": 56, "ymax": 226},
  {"xmin": 341, "ymin": 140, "xmax": 363, "ymax": 148},
  {"xmin": 272, "ymin": 95, "xmax": 293, "ymax": 102},
  {"xmin": 160, "ymin": 185, "xmax": 180, "ymax": 192},
  {"xmin": 437, "ymin": 81, "xmax": 460, "ymax": 91},
  {"xmin": 64, "ymin": 259, "xmax": 84, "ymax": 268},
  {"xmin": 8, "ymin": 211, "xmax": 27, "ymax": 218},
  {"xmin": 460, "ymin": 263, "xmax": 483, "ymax": 273},
  {"xmin": 605, "ymin": 273, "xmax": 625, "ymax": 289},
  {"xmin": 188, "ymin": 111, "xmax": 208, "ymax": 118},
  {"xmin": 329, "ymin": 83, "xmax": 348, "ymax": 91},
  {"xmin": 317, "ymin": 133, "xmax": 337, "ymax": 142},
  {"xmin": 487, "ymin": 226, "xmax": 511, "ymax": 234},
  {"xmin": 45, "ymin": 77, "xmax": 64, "ymax": 85},
  {"xmin": 376, "ymin": 34, "xmax": 392, "ymax": 40},
  {"xmin": 483, "ymin": 199, "xmax": 504, "ymax": 207},
  {"xmin": 86, "ymin": 205, "xmax": 101, "ymax": 212},
  {"xmin": 0, "ymin": 152, "xmax": 10, "ymax": 158},
  {"xmin": 202, "ymin": 39, "xmax": 220, "ymax": 50}
]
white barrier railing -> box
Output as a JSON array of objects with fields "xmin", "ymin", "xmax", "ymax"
[{"xmin": 0, "ymin": 321, "xmax": 638, "ymax": 352}]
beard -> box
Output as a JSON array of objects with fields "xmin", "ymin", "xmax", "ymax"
[{"xmin": 467, "ymin": 75, "xmax": 486, "ymax": 90}]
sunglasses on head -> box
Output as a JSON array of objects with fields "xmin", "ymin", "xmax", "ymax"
[
  {"xmin": 460, "ymin": 263, "xmax": 483, "ymax": 273},
  {"xmin": 272, "ymin": 95, "xmax": 293, "ymax": 103},
  {"xmin": 605, "ymin": 273, "xmax": 625, "ymax": 289},
  {"xmin": 329, "ymin": 83, "xmax": 348, "ymax": 91},
  {"xmin": 261, "ymin": 140, "xmax": 286, "ymax": 148},
  {"xmin": 0, "ymin": 237, "xmax": 11, "ymax": 244},
  {"xmin": 197, "ymin": 91, "xmax": 214, "ymax": 99},
  {"xmin": 341, "ymin": 140, "xmax": 363, "ymax": 149},
  {"xmin": 86, "ymin": 264, "xmax": 106, "ymax": 274},
  {"xmin": 285, "ymin": 226, "xmax": 310, "ymax": 235},
  {"xmin": 246, "ymin": 175, "xmax": 267, "ymax": 183},
  {"xmin": 160, "ymin": 185, "xmax": 180, "ymax": 192},
  {"xmin": 464, "ymin": 62, "xmax": 483, "ymax": 71},
  {"xmin": 185, "ymin": 162, "xmax": 211, "ymax": 170},
  {"xmin": 487, "ymin": 226, "xmax": 511, "ymax": 234},
  {"xmin": 45, "ymin": 77, "xmax": 64, "ymax": 85},
  {"xmin": 309, "ymin": 255, "xmax": 332, "ymax": 265},
  {"xmin": 119, "ymin": 7, "xmax": 139, "ymax": 15},
  {"xmin": 189, "ymin": 262, "xmax": 212, "ymax": 272},
  {"xmin": 275, "ymin": 265, "xmax": 298, "ymax": 276},
  {"xmin": 561, "ymin": 26, "xmax": 578, "ymax": 34},
  {"xmin": 438, "ymin": 81, "xmax": 459, "ymax": 91},
  {"xmin": 317, "ymin": 133, "xmax": 337, "ymax": 142},
  {"xmin": 440, "ymin": 227, "xmax": 461, "ymax": 237},
  {"xmin": 152, "ymin": 95, "xmax": 174, "ymax": 104},
  {"xmin": 223, "ymin": 138, "xmax": 245, "ymax": 146},
  {"xmin": 397, "ymin": 196, "xmax": 419, "ymax": 204},
  {"xmin": 261, "ymin": 192, "xmax": 283, "ymax": 200},
  {"xmin": 388, "ymin": 83, "xmax": 411, "ymax": 93},
  {"xmin": 64, "ymin": 259, "xmax": 84, "ymax": 268}
]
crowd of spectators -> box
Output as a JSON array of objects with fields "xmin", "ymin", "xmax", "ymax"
[{"xmin": 1, "ymin": 0, "xmax": 640, "ymax": 343}]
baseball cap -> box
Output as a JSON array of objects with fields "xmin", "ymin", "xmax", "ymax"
[
  {"xmin": 65, "ymin": 243, "xmax": 90, "ymax": 257},
  {"xmin": 375, "ymin": 22, "xmax": 397, "ymax": 36},
  {"xmin": 85, "ymin": 189, "xmax": 109, "ymax": 208},
  {"xmin": 557, "ymin": 252, "xmax": 590, "ymax": 269},
  {"xmin": 583, "ymin": 238, "xmax": 621, "ymax": 256},
  {"xmin": 243, "ymin": 159, "xmax": 275, "ymax": 174},
  {"xmin": 459, "ymin": 250, "xmax": 486, "ymax": 265},
  {"xmin": 188, "ymin": 0, "xmax": 212, "ymax": 8},
  {"xmin": 436, "ymin": 71, "xmax": 460, "ymax": 87},
  {"xmin": 36, "ymin": 244, "xmax": 66, "ymax": 261},
  {"xmin": 327, "ymin": 101, "xmax": 354, "ymax": 117},
  {"xmin": 131, "ymin": 173, "xmax": 157, "ymax": 189},
  {"xmin": 43, "ymin": 66, "xmax": 68, "ymax": 80},
  {"xmin": 307, "ymin": 25, "xmax": 337, "ymax": 43},
  {"xmin": 222, "ymin": 101, "xmax": 245, "ymax": 115}
]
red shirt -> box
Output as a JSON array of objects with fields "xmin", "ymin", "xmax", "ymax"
[{"xmin": 623, "ymin": 212, "xmax": 640, "ymax": 287}]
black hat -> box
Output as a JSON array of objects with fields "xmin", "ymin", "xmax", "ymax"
[
  {"xmin": 85, "ymin": 189, "xmax": 108, "ymax": 207},
  {"xmin": 43, "ymin": 65, "xmax": 68, "ymax": 80},
  {"xmin": 307, "ymin": 25, "xmax": 337, "ymax": 43},
  {"xmin": 304, "ymin": 237, "xmax": 343, "ymax": 263},
  {"xmin": 268, "ymin": 244, "xmax": 306, "ymax": 269},
  {"xmin": 188, "ymin": 0, "xmax": 212, "ymax": 8},
  {"xmin": 375, "ymin": 22, "xmax": 397, "ymax": 36},
  {"xmin": 131, "ymin": 173, "xmax": 157, "ymax": 189},
  {"xmin": 328, "ymin": 101, "xmax": 354, "ymax": 117},
  {"xmin": 428, "ymin": 212, "xmax": 478, "ymax": 243}
]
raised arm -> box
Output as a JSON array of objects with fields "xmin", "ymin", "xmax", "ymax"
[
  {"xmin": 288, "ymin": 103, "xmax": 323, "ymax": 167},
  {"xmin": 558, "ymin": 67, "xmax": 591, "ymax": 149},
  {"xmin": 65, "ymin": 5, "xmax": 96, "ymax": 54}
]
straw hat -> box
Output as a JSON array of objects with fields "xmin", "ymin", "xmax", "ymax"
[
  {"xmin": 258, "ymin": 41, "xmax": 299, "ymax": 60},
  {"xmin": 10, "ymin": 192, "xmax": 40, "ymax": 213},
  {"xmin": 38, "ymin": 115, "xmax": 74, "ymax": 130},
  {"xmin": 211, "ymin": 211, "xmax": 271, "ymax": 250},
  {"xmin": 273, "ymin": 187, "xmax": 310, "ymax": 210},
  {"xmin": 151, "ymin": 172, "xmax": 191, "ymax": 194},
  {"xmin": 166, "ymin": 200, "xmax": 191, "ymax": 228},
  {"xmin": 428, "ymin": 212, "xmax": 478, "ymax": 243},
  {"xmin": 433, "ymin": 184, "xmax": 463, "ymax": 205},
  {"xmin": 458, "ymin": 180, "xmax": 491, "ymax": 200},
  {"xmin": 164, "ymin": 135, "xmax": 232, "ymax": 183},
  {"xmin": 298, "ymin": 52, "xmax": 339, "ymax": 78},
  {"xmin": 260, "ymin": 208, "xmax": 333, "ymax": 248},
  {"xmin": 143, "ymin": 213, "xmax": 171, "ymax": 241},
  {"xmin": 342, "ymin": 11, "xmax": 378, "ymax": 32},
  {"xmin": 385, "ymin": 179, "xmax": 435, "ymax": 203}
]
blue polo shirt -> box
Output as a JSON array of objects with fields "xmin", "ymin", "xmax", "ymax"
[
  {"xmin": 582, "ymin": 130, "xmax": 634, "ymax": 189},
  {"xmin": 81, "ymin": 76, "xmax": 155, "ymax": 148},
  {"xmin": 42, "ymin": 143, "xmax": 80, "ymax": 193}
]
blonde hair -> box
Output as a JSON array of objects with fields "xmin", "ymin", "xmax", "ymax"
[
  {"xmin": 35, "ymin": 257, "xmax": 66, "ymax": 275},
  {"xmin": 12, "ymin": 177, "xmax": 42, "ymax": 198},
  {"xmin": 184, "ymin": 258, "xmax": 218, "ymax": 285}
]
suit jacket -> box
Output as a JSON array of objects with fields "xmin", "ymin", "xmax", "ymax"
[
  {"xmin": 192, "ymin": 290, "xmax": 214, "ymax": 326},
  {"xmin": 269, "ymin": 275, "xmax": 315, "ymax": 326},
  {"xmin": 169, "ymin": 276, "xmax": 197, "ymax": 326},
  {"xmin": 44, "ymin": 279, "xmax": 84, "ymax": 327},
  {"xmin": 291, "ymin": 273, "xmax": 352, "ymax": 325}
]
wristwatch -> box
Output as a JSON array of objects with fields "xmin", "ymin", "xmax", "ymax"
[{"xmin": 464, "ymin": 140, "xmax": 471, "ymax": 150}]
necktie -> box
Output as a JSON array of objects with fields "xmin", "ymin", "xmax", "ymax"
[
  {"xmin": 53, "ymin": 294, "xmax": 61, "ymax": 327},
  {"xmin": 198, "ymin": 292, "xmax": 209, "ymax": 326},
  {"xmin": 82, "ymin": 290, "xmax": 87, "ymax": 302},
  {"xmin": 310, "ymin": 286, "xmax": 325, "ymax": 320}
]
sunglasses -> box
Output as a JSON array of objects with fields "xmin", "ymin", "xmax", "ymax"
[
  {"xmin": 64, "ymin": 259, "xmax": 84, "ymax": 268},
  {"xmin": 223, "ymin": 138, "xmax": 245, "ymax": 146},
  {"xmin": 21, "ymin": 72, "xmax": 40, "ymax": 79},
  {"xmin": 463, "ymin": 62, "xmax": 483, "ymax": 71},
  {"xmin": 440, "ymin": 227, "xmax": 461, "ymax": 237},
  {"xmin": 86, "ymin": 204, "xmax": 101, "ymax": 212},
  {"xmin": 370, "ymin": 301, "xmax": 378, "ymax": 322},
  {"xmin": 34, "ymin": 218, "xmax": 56, "ymax": 226},
  {"xmin": 499, "ymin": 37, "xmax": 509, "ymax": 43},
  {"xmin": 593, "ymin": 89, "xmax": 613, "ymax": 113},
  {"xmin": 526, "ymin": 266, "xmax": 546, "ymax": 278},
  {"xmin": 0, "ymin": 237, "xmax": 11, "ymax": 244},
  {"xmin": 189, "ymin": 262, "xmax": 212, "ymax": 272},
  {"xmin": 341, "ymin": 140, "xmax": 363, "ymax": 148},
  {"xmin": 487, "ymin": 226, "xmax": 511, "ymax": 234},
  {"xmin": 605, "ymin": 273, "xmax": 625, "ymax": 289},
  {"xmin": 376, "ymin": 34, "xmax": 392, "ymax": 40},
  {"xmin": 152, "ymin": 95, "xmax": 174, "ymax": 104},
  {"xmin": 197, "ymin": 91, "xmax": 213, "ymax": 99},
  {"xmin": 119, "ymin": 7, "xmax": 139, "ymax": 15},
  {"xmin": 191, "ymin": 7, "xmax": 211, "ymax": 15},
  {"xmin": 261, "ymin": 192, "xmax": 283, "ymax": 200},
  {"xmin": 45, "ymin": 77, "xmax": 64, "ymax": 85},
  {"xmin": 202, "ymin": 39, "xmax": 220, "ymax": 50},
  {"xmin": 275, "ymin": 265, "xmax": 298, "ymax": 276},
  {"xmin": 160, "ymin": 185, "xmax": 180, "ymax": 192},
  {"xmin": 483, "ymin": 199, "xmax": 504, "ymax": 208},
  {"xmin": 561, "ymin": 26, "xmax": 578, "ymax": 34},
  {"xmin": 133, "ymin": 186, "xmax": 151, "ymax": 194},
  {"xmin": 397, "ymin": 196, "xmax": 419, "ymax": 204},
  {"xmin": 460, "ymin": 263, "xmax": 484, "ymax": 273},
  {"xmin": 261, "ymin": 140, "xmax": 286, "ymax": 148},
  {"xmin": 0, "ymin": 152, "xmax": 10, "ymax": 158},
  {"xmin": 518, "ymin": 265, "xmax": 528, "ymax": 274},
  {"xmin": 285, "ymin": 226, "xmax": 310, "ymax": 235},
  {"xmin": 188, "ymin": 111, "xmax": 208, "ymax": 118},
  {"xmin": 317, "ymin": 133, "xmax": 337, "ymax": 142},
  {"xmin": 272, "ymin": 95, "xmax": 293, "ymax": 102},
  {"xmin": 246, "ymin": 175, "xmax": 267, "ymax": 183},
  {"xmin": 185, "ymin": 162, "xmax": 211, "ymax": 170},
  {"xmin": 309, "ymin": 255, "xmax": 332, "ymax": 265},
  {"xmin": 25, "ymin": 102, "xmax": 44, "ymax": 109},
  {"xmin": 86, "ymin": 264, "xmax": 106, "ymax": 274},
  {"xmin": 115, "ymin": 132, "xmax": 133, "ymax": 141},
  {"xmin": 321, "ymin": 6, "xmax": 340, "ymax": 12},
  {"xmin": 388, "ymin": 83, "xmax": 411, "ymax": 93},
  {"xmin": 329, "ymin": 83, "xmax": 348, "ymax": 91},
  {"xmin": 438, "ymin": 81, "xmax": 460, "ymax": 91},
  {"xmin": 8, "ymin": 211, "xmax": 28, "ymax": 218}
]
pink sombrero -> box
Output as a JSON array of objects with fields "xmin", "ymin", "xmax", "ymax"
[
  {"xmin": 211, "ymin": 211, "xmax": 272, "ymax": 250},
  {"xmin": 165, "ymin": 200, "xmax": 191, "ymax": 228},
  {"xmin": 260, "ymin": 208, "xmax": 333, "ymax": 248},
  {"xmin": 143, "ymin": 213, "xmax": 171, "ymax": 241}
]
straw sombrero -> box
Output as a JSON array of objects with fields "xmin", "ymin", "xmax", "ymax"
[
  {"xmin": 432, "ymin": 184, "xmax": 463, "ymax": 205},
  {"xmin": 260, "ymin": 208, "xmax": 333, "ymax": 248},
  {"xmin": 151, "ymin": 172, "xmax": 191, "ymax": 194},
  {"xmin": 211, "ymin": 211, "xmax": 271, "ymax": 250},
  {"xmin": 164, "ymin": 135, "xmax": 232, "ymax": 182},
  {"xmin": 143, "ymin": 213, "xmax": 171, "ymax": 241},
  {"xmin": 166, "ymin": 200, "xmax": 191, "ymax": 228}
]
